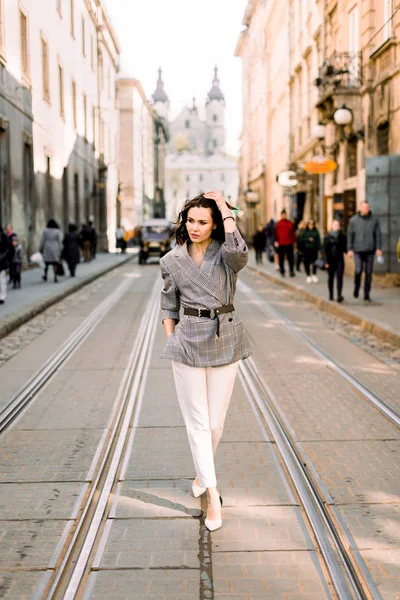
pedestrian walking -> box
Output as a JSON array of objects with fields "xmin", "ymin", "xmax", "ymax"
[
  {"xmin": 295, "ymin": 220, "xmax": 306, "ymax": 272},
  {"xmin": 116, "ymin": 224, "xmax": 127, "ymax": 253},
  {"xmin": 9, "ymin": 235, "xmax": 24, "ymax": 289},
  {"xmin": 0, "ymin": 224, "xmax": 13, "ymax": 304},
  {"xmin": 274, "ymin": 209, "xmax": 296, "ymax": 277},
  {"xmin": 40, "ymin": 219, "xmax": 62, "ymax": 283},
  {"xmin": 88, "ymin": 220, "xmax": 98, "ymax": 259},
  {"xmin": 253, "ymin": 225, "xmax": 266, "ymax": 264},
  {"xmin": 62, "ymin": 223, "xmax": 81, "ymax": 277},
  {"xmin": 5, "ymin": 224, "xmax": 14, "ymax": 238},
  {"xmin": 80, "ymin": 223, "xmax": 92, "ymax": 262},
  {"xmin": 160, "ymin": 191, "xmax": 252, "ymax": 532},
  {"xmin": 302, "ymin": 218, "xmax": 321, "ymax": 283},
  {"xmin": 347, "ymin": 201, "xmax": 382, "ymax": 303},
  {"xmin": 264, "ymin": 218, "xmax": 277, "ymax": 266},
  {"xmin": 324, "ymin": 220, "xmax": 347, "ymax": 302}
]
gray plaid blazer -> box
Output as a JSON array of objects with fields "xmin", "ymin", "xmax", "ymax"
[{"xmin": 160, "ymin": 229, "xmax": 253, "ymax": 367}]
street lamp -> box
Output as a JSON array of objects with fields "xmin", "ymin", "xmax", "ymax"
[
  {"xmin": 312, "ymin": 122, "xmax": 327, "ymax": 140},
  {"xmin": 333, "ymin": 105, "xmax": 353, "ymax": 126}
]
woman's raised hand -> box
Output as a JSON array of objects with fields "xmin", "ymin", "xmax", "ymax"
[{"xmin": 204, "ymin": 191, "xmax": 226, "ymax": 211}]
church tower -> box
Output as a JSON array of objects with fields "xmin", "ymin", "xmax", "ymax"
[
  {"xmin": 152, "ymin": 68, "xmax": 170, "ymax": 119},
  {"xmin": 205, "ymin": 66, "xmax": 225, "ymax": 154}
]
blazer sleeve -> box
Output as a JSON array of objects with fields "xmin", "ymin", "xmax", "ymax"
[
  {"xmin": 221, "ymin": 229, "xmax": 249, "ymax": 273},
  {"xmin": 160, "ymin": 261, "xmax": 180, "ymax": 323}
]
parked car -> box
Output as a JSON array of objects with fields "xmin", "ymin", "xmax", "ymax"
[{"xmin": 139, "ymin": 219, "xmax": 174, "ymax": 264}]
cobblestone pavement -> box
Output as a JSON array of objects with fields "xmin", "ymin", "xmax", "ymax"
[{"xmin": 0, "ymin": 261, "xmax": 399, "ymax": 599}]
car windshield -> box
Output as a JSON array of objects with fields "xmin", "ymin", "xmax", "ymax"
[{"xmin": 143, "ymin": 226, "xmax": 170, "ymax": 235}]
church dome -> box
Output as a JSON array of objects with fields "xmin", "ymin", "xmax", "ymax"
[
  {"xmin": 207, "ymin": 66, "xmax": 224, "ymax": 102},
  {"xmin": 152, "ymin": 68, "xmax": 169, "ymax": 104}
]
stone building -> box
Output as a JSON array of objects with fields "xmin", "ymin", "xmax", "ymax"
[
  {"xmin": 117, "ymin": 78, "xmax": 168, "ymax": 230},
  {"xmin": 0, "ymin": 0, "xmax": 120, "ymax": 254},
  {"xmin": 236, "ymin": 0, "xmax": 400, "ymax": 272},
  {"xmin": 152, "ymin": 68, "xmax": 239, "ymax": 221}
]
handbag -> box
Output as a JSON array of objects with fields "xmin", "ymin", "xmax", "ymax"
[
  {"xmin": 56, "ymin": 261, "xmax": 65, "ymax": 276},
  {"xmin": 314, "ymin": 257, "xmax": 326, "ymax": 270}
]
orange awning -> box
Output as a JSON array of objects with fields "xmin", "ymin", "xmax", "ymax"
[{"xmin": 304, "ymin": 155, "xmax": 337, "ymax": 174}]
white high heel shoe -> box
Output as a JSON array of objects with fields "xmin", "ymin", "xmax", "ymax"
[
  {"xmin": 205, "ymin": 495, "xmax": 223, "ymax": 532},
  {"xmin": 192, "ymin": 480, "xmax": 206, "ymax": 498}
]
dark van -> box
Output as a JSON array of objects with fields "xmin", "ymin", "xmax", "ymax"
[{"xmin": 139, "ymin": 219, "xmax": 174, "ymax": 264}]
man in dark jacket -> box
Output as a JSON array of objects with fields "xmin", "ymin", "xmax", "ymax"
[
  {"xmin": 347, "ymin": 201, "xmax": 382, "ymax": 302},
  {"xmin": 0, "ymin": 224, "xmax": 12, "ymax": 303},
  {"xmin": 274, "ymin": 209, "xmax": 296, "ymax": 277},
  {"xmin": 253, "ymin": 226, "xmax": 266, "ymax": 264}
]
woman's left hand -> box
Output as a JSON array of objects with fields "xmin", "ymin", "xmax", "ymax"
[{"xmin": 204, "ymin": 191, "xmax": 226, "ymax": 211}]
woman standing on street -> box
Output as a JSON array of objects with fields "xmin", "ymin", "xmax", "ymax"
[
  {"xmin": 160, "ymin": 191, "xmax": 252, "ymax": 532},
  {"xmin": 40, "ymin": 219, "xmax": 62, "ymax": 283},
  {"xmin": 302, "ymin": 218, "xmax": 321, "ymax": 283},
  {"xmin": 62, "ymin": 223, "xmax": 81, "ymax": 277}
]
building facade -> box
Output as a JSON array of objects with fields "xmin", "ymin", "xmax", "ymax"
[
  {"xmin": 152, "ymin": 68, "xmax": 239, "ymax": 221},
  {"xmin": 118, "ymin": 78, "xmax": 169, "ymax": 231},
  {"xmin": 237, "ymin": 0, "xmax": 400, "ymax": 272},
  {"xmin": 0, "ymin": 0, "xmax": 120, "ymax": 254}
]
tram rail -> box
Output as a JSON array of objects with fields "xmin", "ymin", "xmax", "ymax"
[
  {"xmin": 240, "ymin": 356, "xmax": 379, "ymax": 600},
  {"xmin": 0, "ymin": 278, "xmax": 133, "ymax": 434},
  {"xmin": 44, "ymin": 280, "xmax": 160, "ymax": 600},
  {"xmin": 237, "ymin": 280, "xmax": 400, "ymax": 430}
]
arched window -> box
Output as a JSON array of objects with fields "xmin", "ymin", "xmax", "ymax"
[
  {"xmin": 213, "ymin": 114, "xmax": 218, "ymax": 122},
  {"xmin": 185, "ymin": 120, "xmax": 190, "ymax": 129}
]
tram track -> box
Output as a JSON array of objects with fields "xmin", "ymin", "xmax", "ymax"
[
  {"xmin": 239, "ymin": 356, "xmax": 378, "ymax": 600},
  {"xmin": 43, "ymin": 280, "xmax": 160, "ymax": 600},
  {"xmin": 237, "ymin": 280, "xmax": 400, "ymax": 430},
  {"xmin": 0, "ymin": 277, "xmax": 133, "ymax": 434}
]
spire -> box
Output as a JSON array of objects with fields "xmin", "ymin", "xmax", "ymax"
[
  {"xmin": 207, "ymin": 66, "xmax": 224, "ymax": 102},
  {"xmin": 152, "ymin": 68, "xmax": 169, "ymax": 104},
  {"xmin": 191, "ymin": 97, "xmax": 197, "ymax": 114}
]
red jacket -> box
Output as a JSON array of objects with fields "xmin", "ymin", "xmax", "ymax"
[{"xmin": 275, "ymin": 219, "xmax": 296, "ymax": 246}]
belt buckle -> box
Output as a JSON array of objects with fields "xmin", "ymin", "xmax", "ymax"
[
  {"xmin": 209, "ymin": 309, "xmax": 216, "ymax": 320},
  {"xmin": 197, "ymin": 308, "xmax": 203, "ymax": 318}
]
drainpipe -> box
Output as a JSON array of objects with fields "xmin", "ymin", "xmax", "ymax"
[{"xmin": 287, "ymin": 0, "xmax": 292, "ymax": 216}]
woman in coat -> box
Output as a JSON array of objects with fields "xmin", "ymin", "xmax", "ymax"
[
  {"xmin": 324, "ymin": 219, "xmax": 347, "ymax": 302},
  {"xmin": 62, "ymin": 223, "xmax": 81, "ymax": 277},
  {"xmin": 301, "ymin": 218, "xmax": 321, "ymax": 283},
  {"xmin": 160, "ymin": 191, "xmax": 252, "ymax": 532},
  {"xmin": 40, "ymin": 219, "xmax": 62, "ymax": 283}
]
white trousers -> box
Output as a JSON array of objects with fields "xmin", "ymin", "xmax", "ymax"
[
  {"xmin": 172, "ymin": 360, "xmax": 239, "ymax": 488},
  {"xmin": 0, "ymin": 270, "xmax": 6, "ymax": 301}
]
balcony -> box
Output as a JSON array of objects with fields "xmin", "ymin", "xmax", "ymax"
[{"xmin": 315, "ymin": 52, "xmax": 362, "ymax": 104}]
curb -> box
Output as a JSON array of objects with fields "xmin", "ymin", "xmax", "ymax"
[
  {"xmin": 248, "ymin": 264, "xmax": 400, "ymax": 348},
  {"xmin": 0, "ymin": 254, "xmax": 136, "ymax": 341}
]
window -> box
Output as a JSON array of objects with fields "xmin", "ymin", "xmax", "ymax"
[
  {"xmin": 213, "ymin": 139, "xmax": 217, "ymax": 148},
  {"xmin": 348, "ymin": 6, "xmax": 359, "ymax": 85},
  {"xmin": 185, "ymin": 120, "xmax": 190, "ymax": 129},
  {"xmin": 377, "ymin": 122, "xmax": 389, "ymax": 155},
  {"xmin": 72, "ymin": 79, "xmax": 77, "ymax": 128},
  {"xmin": 81, "ymin": 16, "xmax": 86, "ymax": 56},
  {"xmin": 92, "ymin": 105, "xmax": 96, "ymax": 147},
  {"xmin": 70, "ymin": 0, "xmax": 74, "ymax": 36},
  {"xmin": 58, "ymin": 64, "xmax": 64, "ymax": 118},
  {"xmin": 384, "ymin": 0, "xmax": 392, "ymax": 39},
  {"xmin": 90, "ymin": 35, "xmax": 94, "ymax": 71},
  {"xmin": 0, "ymin": 0, "xmax": 5, "ymax": 54},
  {"xmin": 221, "ymin": 173, "xmax": 225, "ymax": 182},
  {"xmin": 213, "ymin": 114, "xmax": 218, "ymax": 122},
  {"xmin": 186, "ymin": 175, "xmax": 190, "ymax": 182},
  {"xmin": 41, "ymin": 37, "xmax": 50, "ymax": 102},
  {"xmin": 199, "ymin": 174, "xmax": 203, "ymax": 182},
  {"xmin": 83, "ymin": 94, "xmax": 87, "ymax": 139},
  {"xmin": 98, "ymin": 51, "xmax": 104, "ymax": 89},
  {"xmin": 57, "ymin": 0, "xmax": 62, "ymax": 16},
  {"xmin": 20, "ymin": 10, "xmax": 30, "ymax": 80}
]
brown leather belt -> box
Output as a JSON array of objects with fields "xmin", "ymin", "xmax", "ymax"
[{"xmin": 183, "ymin": 304, "xmax": 234, "ymax": 337}]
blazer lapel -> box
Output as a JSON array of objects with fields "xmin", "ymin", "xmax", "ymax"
[{"xmin": 177, "ymin": 241, "xmax": 224, "ymax": 304}]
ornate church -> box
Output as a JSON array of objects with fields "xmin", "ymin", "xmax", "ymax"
[{"xmin": 151, "ymin": 68, "xmax": 239, "ymax": 220}]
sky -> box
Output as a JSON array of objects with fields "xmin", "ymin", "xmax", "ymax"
[{"xmin": 104, "ymin": 0, "xmax": 249, "ymax": 156}]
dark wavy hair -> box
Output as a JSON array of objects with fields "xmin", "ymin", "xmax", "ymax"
[{"xmin": 174, "ymin": 194, "xmax": 234, "ymax": 246}]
